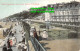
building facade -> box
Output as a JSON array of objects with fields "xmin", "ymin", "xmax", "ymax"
[{"xmin": 44, "ymin": 1, "xmax": 80, "ymax": 30}]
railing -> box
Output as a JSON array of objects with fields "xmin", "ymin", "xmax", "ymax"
[
  {"xmin": 30, "ymin": 36, "xmax": 46, "ymax": 51},
  {"xmin": 21, "ymin": 21, "xmax": 46, "ymax": 51},
  {"xmin": 21, "ymin": 21, "xmax": 30, "ymax": 51}
]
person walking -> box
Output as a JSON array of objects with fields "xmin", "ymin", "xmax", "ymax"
[
  {"xmin": 30, "ymin": 27, "xmax": 34, "ymax": 37},
  {"xmin": 22, "ymin": 44, "xmax": 27, "ymax": 51},
  {"xmin": 9, "ymin": 31, "xmax": 12, "ymax": 36},
  {"xmin": 22, "ymin": 46, "xmax": 25, "ymax": 51},
  {"xmin": 22, "ymin": 36, "xmax": 25, "ymax": 43},
  {"xmin": 12, "ymin": 33, "xmax": 14, "ymax": 37},
  {"xmin": 7, "ymin": 38, "xmax": 11, "ymax": 48},
  {"xmin": 12, "ymin": 36, "xmax": 17, "ymax": 45},
  {"xmin": 9, "ymin": 39, "xmax": 13, "ymax": 47},
  {"xmin": 23, "ymin": 44, "xmax": 27, "ymax": 51},
  {"xmin": 17, "ymin": 42, "xmax": 22, "ymax": 51},
  {"xmin": 33, "ymin": 28, "xmax": 38, "ymax": 40},
  {"xmin": 2, "ymin": 44, "xmax": 7, "ymax": 51},
  {"xmin": 7, "ymin": 48, "xmax": 13, "ymax": 51}
]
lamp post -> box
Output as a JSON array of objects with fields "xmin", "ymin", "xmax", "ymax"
[{"xmin": 46, "ymin": 20, "xmax": 51, "ymax": 33}]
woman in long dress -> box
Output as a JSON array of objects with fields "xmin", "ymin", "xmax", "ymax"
[
  {"xmin": 41, "ymin": 30, "xmax": 48, "ymax": 39},
  {"xmin": 33, "ymin": 28, "xmax": 38, "ymax": 40}
]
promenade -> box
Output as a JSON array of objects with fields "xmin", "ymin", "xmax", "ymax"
[{"xmin": 0, "ymin": 22, "xmax": 25, "ymax": 51}]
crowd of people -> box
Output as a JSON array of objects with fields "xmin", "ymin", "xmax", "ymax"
[
  {"xmin": 2, "ymin": 44, "xmax": 12, "ymax": 51},
  {"xmin": 30, "ymin": 27, "xmax": 48, "ymax": 40},
  {"xmin": 2, "ymin": 22, "xmax": 48, "ymax": 51},
  {"xmin": 2, "ymin": 22, "xmax": 27, "ymax": 51},
  {"xmin": 16, "ymin": 30, "xmax": 27, "ymax": 51},
  {"xmin": 2, "ymin": 30, "xmax": 17, "ymax": 51},
  {"xmin": 2, "ymin": 36, "xmax": 16, "ymax": 51}
]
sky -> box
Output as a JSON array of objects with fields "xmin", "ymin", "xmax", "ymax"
[{"xmin": 0, "ymin": 0, "xmax": 80, "ymax": 19}]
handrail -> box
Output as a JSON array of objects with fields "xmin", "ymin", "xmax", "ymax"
[
  {"xmin": 30, "ymin": 37, "xmax": 38, "ymax": 51},
  {"xmin": 21, "ymin": 21, "xmax": 46, "ymax": 51},
  {"xmin": 30, "ymin": 36, "xmax": 46, "ymax": 51},
  {"xmin": 21, "ymin": 21, "xmax": 30, "ymax": 51}
]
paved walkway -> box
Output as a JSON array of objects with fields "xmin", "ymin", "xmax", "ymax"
[
  {"xmin": 40, "ymin": 39, "xmax": 80, "ymax": 51},
  {"xmin": 0, "ymin": 23, "xmax": 24, "ymax": 51}
]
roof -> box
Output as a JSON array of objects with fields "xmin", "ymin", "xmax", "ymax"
[{"xmin": 47, "ymin": 1, "xmax": 80, "ymax": 9}]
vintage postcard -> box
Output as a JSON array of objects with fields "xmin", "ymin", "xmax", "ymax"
[{"xmin": 0, "ymin": 0, "xmax": 80, "ymax": 51}]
